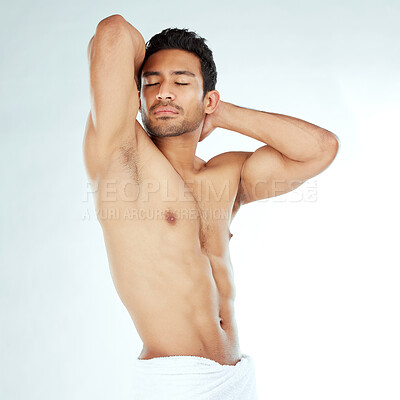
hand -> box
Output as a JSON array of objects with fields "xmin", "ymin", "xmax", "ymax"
[
  {"xmin": 199, "ymin": 113, "xmax": 216, "ymax": 142},
  {"xmin": 199, "ymin": 100, "xmax": 225, "ymax": 142}
]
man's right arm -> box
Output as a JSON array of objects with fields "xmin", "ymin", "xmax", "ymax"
[{"xmin": 83, "ymin": 14, "xmax": 145, "ymax": 179}]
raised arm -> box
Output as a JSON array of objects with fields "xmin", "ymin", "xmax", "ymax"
[
  {"xmin": 83, "ymin": 14, "xmax": 145, "ymax": 179},
  {"xmin": 200, "ymin": 101, "xmax": 339, "ymax": 205}
]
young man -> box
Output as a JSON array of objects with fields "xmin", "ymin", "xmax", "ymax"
[{"xmin": 84, "ymin": 14, "xmax": 338, "ymax": 399}]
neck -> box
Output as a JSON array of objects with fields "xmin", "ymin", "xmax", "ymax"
[{"xmin": 151, "ymin": 130, "xmax": 204, "ymax": 176}]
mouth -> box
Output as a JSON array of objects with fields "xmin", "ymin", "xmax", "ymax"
[
  {"xmin": 155, "ymin": 111, "xmax": 178, "ymax": 115},
  {"xmin": 154, "ymin": 106, "xmax": 179, "ymax": 115}
]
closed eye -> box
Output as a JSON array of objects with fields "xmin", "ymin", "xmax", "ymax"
[{"xmin": 144, "ymin": 82, "xmax": 188, "ymax": 86}]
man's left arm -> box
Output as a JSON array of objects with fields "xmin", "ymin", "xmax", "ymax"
[{"xmin": 202, "ymin": 101, "xmax": 339, "ymax": 205}]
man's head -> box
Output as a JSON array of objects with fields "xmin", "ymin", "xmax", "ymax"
[
  {"xmin": 138, "ymin": 28, "xmax": 219, "ymax": 139},
  {"xmin": 138, "ymin": 28, "xmax": 217, "ymax": 97}
]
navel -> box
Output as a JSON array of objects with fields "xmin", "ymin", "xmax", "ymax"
[{"xmin": 164, "ymin": 209, "xmax": 177, "ymax": 225}]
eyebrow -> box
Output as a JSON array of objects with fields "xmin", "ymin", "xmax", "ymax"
[{"xmin": 142, "ymin": 70, "xmax": 196, "ymax": 78}]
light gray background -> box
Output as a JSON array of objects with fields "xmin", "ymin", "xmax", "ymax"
[{"xmin": 1, "ymin": 0, "xmax": 399, "ymax": 399}]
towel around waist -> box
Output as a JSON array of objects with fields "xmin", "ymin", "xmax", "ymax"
[
  {"xmin": 133, "ymin": 353, "xmax": 252, "ymax": 375},
  {"xmin": 130, "ymin": 353, "xmax": 258, "ymax": 399}
]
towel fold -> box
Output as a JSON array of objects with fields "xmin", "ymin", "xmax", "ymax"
[{"xmin": 131, "ymin": 353, "xmax": 258, "ymax": 400}]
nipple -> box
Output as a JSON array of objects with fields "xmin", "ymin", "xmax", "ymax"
[
  {"xmin": 229, "ymin": 232, "xmax": 233, "ymax": 239},
  {"xmin": 164, "ymin": 210, "xmax": 177, "ymax": 225}
]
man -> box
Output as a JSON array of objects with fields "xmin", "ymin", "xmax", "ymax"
[{"xmin": 83, "ymin": 14, "xmax": 339, "ymax": 399}]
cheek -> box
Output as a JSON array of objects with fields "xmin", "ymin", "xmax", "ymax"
[
  {"xmin": 140, "ymin": 96, "xmax": 151, "ymax": 115},
  {"xmin": 192, "ymin": 86, "xmax": 203, "ymax": 102},
  {"xmin": 187, "ymin": 89, "xmax": 204, "ymax": 107}
]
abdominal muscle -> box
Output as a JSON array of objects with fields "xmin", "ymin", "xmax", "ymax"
[{"xmin": 101, "ymin": 221, "xmax": 242, "ymax": 366}]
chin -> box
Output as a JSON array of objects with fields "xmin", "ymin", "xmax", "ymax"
[{"xmin": 142, "ymin": 112, "xmax": 202, "ymax": 138}]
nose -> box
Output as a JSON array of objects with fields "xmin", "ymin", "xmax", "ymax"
[{"xmin": 156, "ymin": 82, "xmax": 175, "ymax": 101}]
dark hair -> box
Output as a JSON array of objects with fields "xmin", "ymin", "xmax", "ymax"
[{"xmin": 138, "ymin": 28, "xmax": 217, "ymax": 98}]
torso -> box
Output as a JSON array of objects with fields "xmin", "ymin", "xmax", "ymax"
[{"xmin": 85, "ymin": 120, "xmax": 249, "ymax": 366}]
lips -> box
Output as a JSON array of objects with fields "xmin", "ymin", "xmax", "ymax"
[{"xmin": 154, "ymin": 106, "xmax": 179, "ymax": 115}]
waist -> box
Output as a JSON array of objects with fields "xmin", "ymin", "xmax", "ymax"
[{"xmin": 138, "ymin": 324, "xmax": 242, "ymax": 366}]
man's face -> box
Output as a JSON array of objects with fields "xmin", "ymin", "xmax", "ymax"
[{"xmin": 139, "ymin": 49, "xmax": 205, "ymax": 138}]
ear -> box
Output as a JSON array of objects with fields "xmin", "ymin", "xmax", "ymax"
[{"xmin": 204, "ymin": 90, "xmax": 220, "ymax": 114}]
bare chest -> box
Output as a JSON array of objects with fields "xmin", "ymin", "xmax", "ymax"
[{"xmin": 95, "ymin": 141, "xmax": 239, "ymax": 254}]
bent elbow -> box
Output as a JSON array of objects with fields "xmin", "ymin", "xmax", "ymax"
[
  {"xmin": 322, "ymin": 132, "xmax": 340, "ymax": 165},
  {"xmin": 96, "ymin": 15, "xmax": 127, "ymax": 37},
  {"xmin": 322, "ymin": 129, "xmax": 339, "ymax": 153},
  {"xmin": 98, "ymin": 14, "xmax": 126, "ymax": 27}
]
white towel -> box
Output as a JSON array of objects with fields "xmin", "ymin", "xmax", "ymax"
[{"xmin": 130, "ymin": 353, "xmax": 258, "ymax": 400}]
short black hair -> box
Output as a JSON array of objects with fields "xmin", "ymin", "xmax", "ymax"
[{"xmin": 138, "ymin": 28, "xmax": 217, "ymax": 98}]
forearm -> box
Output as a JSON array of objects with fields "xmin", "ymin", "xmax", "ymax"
[{"xmin": 218, "ymin": 102, "xmax": 338, "ymax": 162}]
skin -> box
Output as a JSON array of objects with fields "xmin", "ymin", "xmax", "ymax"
[{"xmin": 84, "ymin": 15, "xmax": 339, "ymax": 367}]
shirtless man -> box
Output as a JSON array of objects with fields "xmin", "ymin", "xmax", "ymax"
[{"xmin": 83, "ymin": 14, "xmax": 338, "ymax": 371}]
